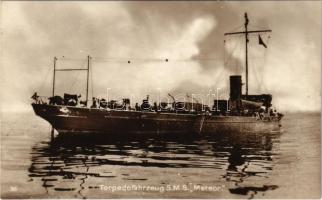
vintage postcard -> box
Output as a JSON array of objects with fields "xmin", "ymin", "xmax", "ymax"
[{"xmin": 0, "ymin": 1, "xmax": 321, "ymax": 199}]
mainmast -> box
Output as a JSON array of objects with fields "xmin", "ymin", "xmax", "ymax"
[
  {"xmin": 245, "ymin": 13, "xmax": 249, "ymax": 96},
  {"xmin": 224, "ymin": 12, "xmax": 271, "ymax": 96}
]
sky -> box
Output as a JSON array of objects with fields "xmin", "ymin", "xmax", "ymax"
[{"xmin": 0, "ymin": 1, "xmax": 321, "ymax": 113}]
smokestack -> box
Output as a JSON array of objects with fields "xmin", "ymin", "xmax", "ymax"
[
  {"xmin": 230, "ymin": 75, "xmax": 242, "ymax": 101},
  {"xmin": 229, "ymin": 75, "xmax": 242, "ymax": 111}
]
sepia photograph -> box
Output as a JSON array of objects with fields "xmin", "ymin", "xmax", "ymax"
[{"xmin": 0, "ymin": 1, "xmax": 321, "ymax": 199}]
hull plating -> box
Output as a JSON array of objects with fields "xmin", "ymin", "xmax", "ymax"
[{"xmin": 32, "ymin": 103, "xmax": 281, "ymax": 135}]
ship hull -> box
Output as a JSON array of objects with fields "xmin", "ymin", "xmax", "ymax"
[{"xmin": 32, "ymin": 104, "xmax": 281, "ymax": 136}]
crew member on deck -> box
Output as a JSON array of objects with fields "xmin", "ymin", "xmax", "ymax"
[
  {"xmin": 135, "ymin": 103, "xmax": 140, "ymax": 111},
  {"xmin": 91, "ymin": 97, "xmax": 97, "ymax": 108}
]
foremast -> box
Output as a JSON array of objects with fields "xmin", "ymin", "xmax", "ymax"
[{"xmin": 52, "ymin": 55, "xmax": 91, "ymax": 106}]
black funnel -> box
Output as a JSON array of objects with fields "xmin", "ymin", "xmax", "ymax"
[{"xmin": 230, "ymin": 76, "xmax": 242, "ymax": 101}]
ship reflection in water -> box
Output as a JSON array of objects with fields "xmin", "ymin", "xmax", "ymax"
[{"xmin": 28, "ymin": 131, "xmax": 282, "ymax": 198}]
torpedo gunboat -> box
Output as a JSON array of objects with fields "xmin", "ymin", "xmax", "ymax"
[{"xmin": 31, "ymin": 13, "xmax": 283, "ymax": 136}]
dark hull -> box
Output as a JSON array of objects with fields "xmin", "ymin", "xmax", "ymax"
[{"xmin": 32, "ymin": 104, "xmax": 281, "ymax": 135}]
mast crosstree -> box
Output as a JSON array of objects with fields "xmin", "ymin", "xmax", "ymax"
[
  {"xmin": 52, "ymin": 55, "xmax": 91, "ymax": 107},
  {"xmin": 224, "ymin": 12, "xmax": 271, "ymax": 96}
]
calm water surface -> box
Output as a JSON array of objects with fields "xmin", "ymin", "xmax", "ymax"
[{"xmin": 1, "ymin": 112, "xmax": 320, "ymax": 199}]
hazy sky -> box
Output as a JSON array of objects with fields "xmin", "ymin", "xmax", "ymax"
[{"xmin": 0, "ymin": 1, "xmax": 321, "ymax": 112}]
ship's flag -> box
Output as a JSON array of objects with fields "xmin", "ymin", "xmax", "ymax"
[{"xmin": 258, "ymin": 34, "xmax": 267, "ymax": 48}]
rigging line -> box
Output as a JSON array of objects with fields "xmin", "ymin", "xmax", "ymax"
[
  {"xmin": 249, "ymin": 34, "xmax": 271, "ymax": 92},
  {"xmin": 189, "ymin": 57, "xmax": 225, "ymax": 61},
  {"xmin": 92, "ymin": 57, "xmax": 224, "ymax": 63},
  {"xmin": 58, "ymin": 55, "xmax": 230, "ymax": 64},
  {"xmin": 225, "ymin": 24, "xmax": 244, "ymax": 34},
  {"xmin": 249, "ymin": 30, "xmax": 266, "ymax": 91},
  {"xmin": 253, "ymin": 42, "xmax": 268, "ymax": 91},
  {"xmin": 241, "ymin": 33, "xmax": 246, "ymax": 68},
  {"xmin": 68, "ymin": 70, "xmax": 81, "ymax": 92},
  {"xmin": 92, "ymin": 59, "xmax": 129, "ymax": 64},
  {"xmin": 97, "ymin": 57, "xmax": 163, "ymax": 60},
  {"xmin": 221, "ymin": 41, "xmax": 229, "ymax": 90},
  {"xmin": 38, "ymin": 65, "xmax": 52, "ymax": 93},
  {"xmin": 234, "ymin": 34, "xmax": 244, "ymax": 74},
  {"xmin": 224, "ymin": 34, "xmax": 243, "ymax": 67},
  {"xmin": 261, "ymin": 35, "xmax": 271, "ymax": 92},
  {"xmin": 59, "ymin": 56, "xmax": 225, "ymax": 64},
  {"xmin": 256, "ymin": 59, "xmax": 265, "ymax": 92},
  {"xmin": 249, "ymin": 31, "xmax": 269, "ymax": 35},
  {"xmin": 92, "ymin": 56, "xmax": 165, "ymax": 62},
  {"xmin": 217, "ymin": 36, "xmax": 243, "ymax": 87},
  {"xmin": 93, "ymin": 58, "xmax": 154, "ymax": 63},
  {"xmin": 57, "ymin": 56, "xmax": 85, "ymax": 61},
  {"xmin": 55, "ymin": 66, "xmax": 88, "ymax": 70},
  {"xmin": 248, "ymin": 24, "xmax": 270, "ymax": 32},
  {"xmin": 250, "ymin": 58, "xmax": 262, "ymax": 92},
  {"xmin": 225, "ymin": 38, "xmax": 240, "ymax": 67},
  {"xmin": 68, "ymin": 59, "xmax": 87, "ymax": 92},
  {"xmin": 256, "ymin": 55, "xmax": 266, "ymax": 91},
  {"xmin": 213, "ymin": 66, "xmax": 227, "ymax": 87}
]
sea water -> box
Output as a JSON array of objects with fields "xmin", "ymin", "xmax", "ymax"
[{"xmin": 1, "ymin": 112, "xmax": 320, "ymax": 199}]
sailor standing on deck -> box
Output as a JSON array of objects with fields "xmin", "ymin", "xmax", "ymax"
[{"xmin": 31, "ymin": 92, "xmax": 41, "ymax": 103}]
